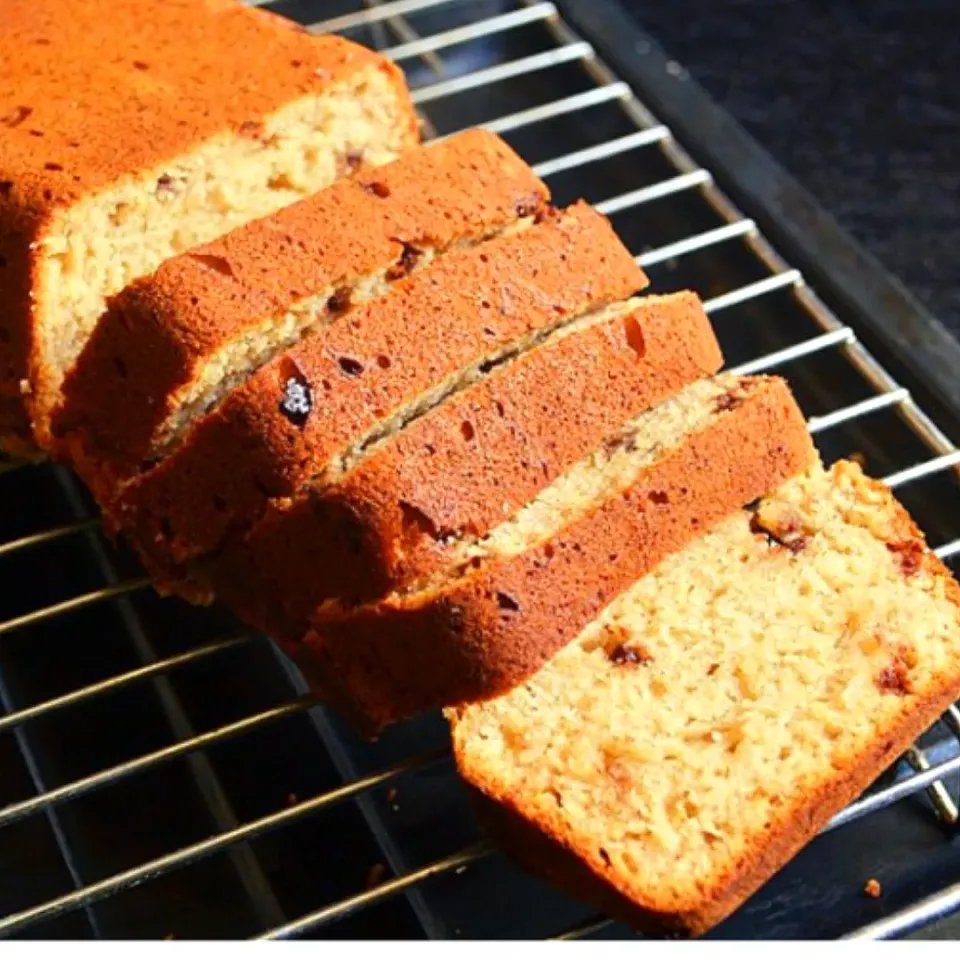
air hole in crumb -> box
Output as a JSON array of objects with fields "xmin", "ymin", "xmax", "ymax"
[
  {"xmin": 42, "ymin": 189, "xmax": 53, "ymax": 201},
  {"xmin": 132, "ymin": 60, "xmax": 149, "ymax": 70},
  {"xmin": 543, "ymin": 542, "xmax": 555, "ymax": 560},
  {"xmin": 707, "ymin": 663, "xmax": 719, "ymax": 676},
  {"xmin": 44, "ymin": 162, "xmax": 63, "ymax": 172},
  {"xmin": 623, "ymin": 315, "xmax": 646, "ymax": 358},
  {"xmin": 338, "ymin": 357, "xmax": 364, "ymax": 377},
  {"xmin": 362, "ymin": 180, "xmax": 390, "ymax": 199},
  {"xmin": 156, "ymin": 174, "xmax": 179, "ymax": 196},
  {"xmin": 496, "ymin": 592, "xmax": 520, "ymax": 612},
  {"xmin": 29, "ymin": 129, "xmax": 44, "ymax": 138},
  {"xmin": 599, "ymin": 848, "xmax": 612, "ymax": 867},
  {"xmin": 648, "ymin": 490, "xmax": 669, "ymax": 505},
  {"xmin": 342, "ymin": 148, "xmax": 365, "ymax": 173},
  {"xmin": 1, "ymin": 106, "xmax": 33, "ymax": 128},
  {"xmin": 189, "ymin": 253, "xmax": 235, "ymax": 278},
  {"xmin": 460, "ymin": 421, "xmax": 475, "ymax": 442},
  {"xmin": 376, "ymin": 355, "xmax": 391, "ymax": 369},
  {"xmin": 494, "ymin": 400, "xmax": 505, "ymax": 417}
]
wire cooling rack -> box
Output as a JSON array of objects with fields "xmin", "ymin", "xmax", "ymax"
[{"xmin": 1, "ymin": 0, "xmax": 959, "ymax": 940}]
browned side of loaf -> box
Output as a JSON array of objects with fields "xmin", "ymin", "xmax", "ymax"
[
  {"xmin": 302, "ymin": 377, "xmax": 816, "ymax": 735},
  {"xmin": 1, "ymin": 0, "xmax": 417, "ymax": 454},
  {"xmin": 458, "ymin": 537, "xmax": 960, "ymax": 937},
  {"xmin": 53, "ymin": 129, "xmax": 546, "ymax": 488},
  {"xmin": 111, "ymin": 202, "xmax": 648, "ymax": 580},
  {"xmin": 205, "ymin": 292, "xmax": 724, "ymax": 641}
]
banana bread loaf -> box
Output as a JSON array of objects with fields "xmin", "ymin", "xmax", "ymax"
[
  {"xmin": 301, "ymin": 374, "xmax": 816, "ymax": 734},
  {"xmin": 0, "ymin": 0, "xmax": 418, "ymax": 455},
  {"xmin": 205, "ymin": 292, "xmax": 724, "ymax": 641},
  {"xmin": 450, "ymin": 460, "xmax": 960, "ymax": 937},
  {"xmin": 109, "ymin": 202, "xmax": 647, "ymax": 586},
  {"xmin": 53, "ymin": 130, "xmax": 545, "ymax": 494}
]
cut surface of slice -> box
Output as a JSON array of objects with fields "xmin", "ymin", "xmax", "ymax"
[
  {"xmin": 450, "ymin": 460, "xmax": 960, "ymax": 937},
  {"xmin": 110, "ymin": 202, "xmax": 647, "ymax": 582},
  {"xmin": 302, "ymin": 374, "xmax": 816, "ymax": 733},
  {"xmin": 0, "ymin": 0, "xmax": 418, "ymax": 454},
  {"xmin": 205, "ymin": 292, "xmax": 724, "ymax": 640},
  {"xmin": 53, "ymin": 129, "xmax": 545, "ymax": 491}
]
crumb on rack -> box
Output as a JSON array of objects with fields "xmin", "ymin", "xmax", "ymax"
[{"xmin": 864, "ymin": 878, "xmax": 882, "ymax": 898}]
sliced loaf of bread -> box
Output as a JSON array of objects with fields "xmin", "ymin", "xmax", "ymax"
[
  {"xmin": 449, "ymin": 460, "xmax": 960, "ymax": 937},
  {"xmin": 0, "ymin": 0, "xmax": 418, "ymax": 455},
  {"xmin": 301, "ymin": 374, "xmax": 816, "ymax": 734},
  {"xmin": 53, "ymin": 130, "xmax": 545, "ymax": 493},
  {"xmin": 109, "ymin": 202, "xmax": 647, "ymax": 586},
  {"xmin": 204, "ymin": 292, "xmax": 724, "ymax": 640}
]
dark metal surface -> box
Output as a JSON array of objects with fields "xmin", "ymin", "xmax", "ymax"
[{"xmin": 0, "ymin": 0, "xmax": 958, "ymax": 940}]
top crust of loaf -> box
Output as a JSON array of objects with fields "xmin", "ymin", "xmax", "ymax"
[
  {"xmin": 450, "ymin": 461, "xmax": 960, "ymax": 936},
  {"xmin": 53, "ymin": 130, "xmax": 548, "ymax": 487},
  {"xmin": 303, "ymin": 376, "xmax": 816, "ymax": 734},
  {"xmin": 202, "ymin": 292, "xmax": 724, "ymax": 641},
  {"xmin": 0, "ymin": 0, "xmax": 418, "ymax": 452},
  {"xmin": 0, "ymin": 0, "xmax": 409, "ymax": 207},
  {"xmin": 108, "ymin": 202, "xmax": 646, "ymax": 578}
]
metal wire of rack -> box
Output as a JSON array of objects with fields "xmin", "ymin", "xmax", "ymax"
[{"xmin": 1, "ymin": 0, "xmax": 960, "ymax": 941}]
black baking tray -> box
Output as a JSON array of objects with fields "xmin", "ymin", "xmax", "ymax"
[{"xmin": 0, "ymin": 0, "xmax": 958, "ymax": 940}]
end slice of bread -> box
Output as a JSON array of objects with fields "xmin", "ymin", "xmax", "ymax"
[
  {"xmin": 204, "ymin": 292, "xmax": 724, "ymax": 640},
  {"xmin": 302, "ymin": 374, "xmax": 816, "ymax": 734},
  {"xmin": 450, "ymin": 460, "xmax": 960, "ymax": 937},
  {"xmin": 53, "ymin": 129, "xmax": 546, "ymax": 492},
  {"xmin": 0, "ymin": 0, "xmax": 419, "ymax": 455},
  {"xmin": 109, "ymin": 202, "xmax": 647, "ymax": 584}
]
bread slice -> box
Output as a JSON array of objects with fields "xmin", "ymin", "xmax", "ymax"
[
  {"xmin": 449, "ymin": 460, "xmax": 960, "ymax": 937},
  {"xmin": 108, "ymin": 202, "xmax": 647, "ymax": 584},
  {"xmin": 204, "ymin": 292, "xmax": 724, "ymax": 641},
  {"xmin": 53, "ymin": 130, "xmax": 545, "ymax": 493},
  {"xmin": 0, "ymin": 0, "xmax": 418, "ymax": 455},
  {"xmin": 300, "ymin": 374, "xmax": 815, "ymax": 734}
]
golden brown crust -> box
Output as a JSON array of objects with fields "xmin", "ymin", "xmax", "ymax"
[
  {"xmin": 53, "ymin": 130, "xmax": 546, "ymax": 485},
  {"xmin": 0, "ymin": 0, "xmax": 417, "ymax": 452},
  {"xmin": 110, "ymin": 203, "xmax": 647, "ymax": 578},
  {"xmin": 453, "ymin": 460, "xmax": 960, "ymax": 937},
  {"xmin": 302, "ymin": 377, "xmax": 816, "ymax": 735},
  {"xmin": 203, "ymin": 292, "xmax": 724, "ymax": 641}
]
